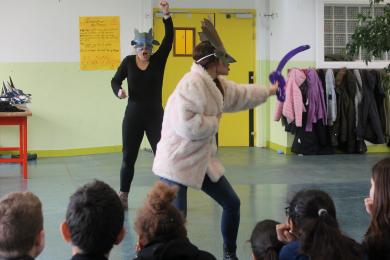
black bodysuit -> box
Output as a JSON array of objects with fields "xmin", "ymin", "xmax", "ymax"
[{"xmin": 111, "ymin": 17, "xmax": 173, "ymax": 192}]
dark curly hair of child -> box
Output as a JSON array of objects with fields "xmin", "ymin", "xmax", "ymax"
[{"xmin": 134, "ymin": 181, "xmax": 187, "ymax": 245}]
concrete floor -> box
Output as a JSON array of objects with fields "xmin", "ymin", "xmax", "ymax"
[{"xmin": 0, "ymin": 148, "xmax": 388, "ymax": 260}]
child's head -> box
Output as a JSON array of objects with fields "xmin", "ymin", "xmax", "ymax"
[
  {"xmin": 249, "ymin": 220, "xmax": 283, "ymax": 260},
  {"xmin": 0, "ymin": 191, "xmax": 44, "ymax": 258},
  {"xmin": 364, "ymin": 157, "xmax": 390, "ymax": 260},
  {"xmin": 286, "ymin": 189, "xmax": 362, "ymax": 260},
  {"xmin": 61, "ymin": 180, "xmax": 124, "ymax": 256},
  {"xmin": 365, "ymin": 157, "xmax": 390, "ymax": 246},
  {"xmin": 134, "ymin": 181, "xmax": 186, "ymax": 247},
  {"xmin": 286, "ymin": 189, "xmax": 337, "ymax": 231},
  {"xmin": 370, "ymin": 157, "xmax": 390, "ymax": 212}
]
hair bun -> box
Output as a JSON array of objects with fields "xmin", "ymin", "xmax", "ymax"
[{"xmin": 146, "ymin": 182, "xmax": 177, "ymax": 212}]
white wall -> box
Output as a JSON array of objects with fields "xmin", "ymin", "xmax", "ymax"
[
  {"xmin": 0, "ymin": 0, "xmax": 152, "ymax": 62},
  {"xmin": 255, "ymin": 0, "xmax": 271, "ymax": 63},
  {"xmin": 152, "ymin": 0, "xmax": 254, "ymax": 9},
  {"xmin": 269, "ymin": 0, "xmax": 317, "ymax": 62},
  {"xmin": 254, "ymin": 0, "xmax": 270, "ymax": 147}
]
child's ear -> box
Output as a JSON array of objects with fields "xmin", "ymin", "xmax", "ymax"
[
  {"xmin": 60, "ymin": 221, "xmax": 72, "ymax": 243},
  {"xmin": 31, "ymin": 229, "xmax": 45, "ymax": 257},
  {"xmin": 114, "ymin": 226, "xmax": 126, "ymax": 245}
]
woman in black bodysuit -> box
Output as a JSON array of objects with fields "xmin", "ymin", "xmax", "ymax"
[{"xmin": 111, "ymin": 0, "xmax": 173, "ymax": 209}]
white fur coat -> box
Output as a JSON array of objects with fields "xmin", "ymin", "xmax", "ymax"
[{"xmin": 153, "ymin": 63, "xmax": 271, "ymax": 189}]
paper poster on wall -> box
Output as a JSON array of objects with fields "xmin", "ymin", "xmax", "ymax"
[{"xmin": 79, "ymin": 16, "xmax": 120, "ymax": 70}]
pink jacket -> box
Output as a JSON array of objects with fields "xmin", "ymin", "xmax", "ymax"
[
  {"xmin": 153, "ymin": 63, "xmax": 271, "ymax": 189},
  {"xmin": 274, "ymin": 69, "xmax": 306, "ymax": 126}
]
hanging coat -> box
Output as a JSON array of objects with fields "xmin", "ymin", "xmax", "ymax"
[
  {"xmin": 331, "ymin": 69, "xmax": 357, "ymax": 153},
  {"xmin": 274, "ymin": 69, "xmax": 306, "ymax": 127},
  {"xmin": 357, "ymin": 70, "xmax": 385, "ymax": 144}
]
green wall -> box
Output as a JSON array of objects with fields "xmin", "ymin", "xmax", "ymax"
[{"xmin": 0, "ymin": 62, "xmax": 126, "ymax": 156}]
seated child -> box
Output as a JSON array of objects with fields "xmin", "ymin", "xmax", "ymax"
[
  {"xmin": 276, "ymin": 189, "xmax": 364, "ymax": 260},
  {"xmin": 60, "ymin": 180, "xmax": 125, "ymax": 260},
  {"xmin": 134, "ymin": 181, "xmax": 216, "ymax": 260},
  {"xmin": 0, "ymin": 191, "xmax": 45, "ymax": 260},
  {"xmin": 363, "ymin": 157, "xmax": 390, "ymax": 259},
  {"xmin": 249, "ymin": 219, "xmax": 283, "ymax": 260}
]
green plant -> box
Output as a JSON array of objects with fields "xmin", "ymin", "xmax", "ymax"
[{"xmin": 346, "ymin": 0, "xmax": 390, "ymax": 71}]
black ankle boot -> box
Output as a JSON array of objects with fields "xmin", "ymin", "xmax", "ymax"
[{"xmin": 223, "ymin": 245, "xmax": 238, "ymax": 260}]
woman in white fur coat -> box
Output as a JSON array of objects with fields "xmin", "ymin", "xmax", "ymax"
[{"xmin": 152, "ymin": 40, "xmax": 278, "ymax": 260}]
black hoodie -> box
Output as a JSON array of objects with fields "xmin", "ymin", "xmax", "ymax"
[{"xmin": 134, "ymin": 237, "xmax": 216, "ymax": 260}]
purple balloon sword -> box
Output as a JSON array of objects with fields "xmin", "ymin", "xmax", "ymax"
[{"xmin": 269, "ymin": 45, "xmax": 310, "ymax": 102}]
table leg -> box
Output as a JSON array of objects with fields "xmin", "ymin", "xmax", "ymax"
[
  {"xmin": 22, "ymin": 118, "xmax": 28, "ymax": 179},
  {"xmin": 19, "ymin": 123, "xmax": 23, "ymax": 166}
]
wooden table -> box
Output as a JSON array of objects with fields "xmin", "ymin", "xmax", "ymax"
[{"xmin": 0, "ymin": 110, "xmax": 32, "ymax": 179}]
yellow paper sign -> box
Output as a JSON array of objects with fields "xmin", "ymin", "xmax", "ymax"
[{"xmin": 79, "ymin": 16, "xmax": 120, "ymax": 70}]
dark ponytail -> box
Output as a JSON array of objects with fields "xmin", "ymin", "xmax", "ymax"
[{"xmin": 287, "ymin": 190, "xmax": 363, "ymax": 260}]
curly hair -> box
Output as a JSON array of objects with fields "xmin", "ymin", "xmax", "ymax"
[{"xmin": 134, "ymin": 181, "xmax": 187, "ymax": 244}]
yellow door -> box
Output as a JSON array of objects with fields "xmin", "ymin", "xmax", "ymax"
[
  {"xmin": 153, "ymin": 12, "xmax": 214, "ymax": 105},
  {"xmin": 153, "ymin": 10, "xmax": 256, "ymax": 147},
  {"xmin": 216, "ymin": 12, "xmax": 255, "ymax": 147}
]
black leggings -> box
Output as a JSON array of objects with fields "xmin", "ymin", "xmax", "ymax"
[{"xmin": 120, "ymin": 102, "xmax": 163, "ymax": 192}]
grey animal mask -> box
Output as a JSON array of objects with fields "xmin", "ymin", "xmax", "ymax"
[{"xmin": 131, "ymin": 28, "xmax": 160, "ymax": 46}]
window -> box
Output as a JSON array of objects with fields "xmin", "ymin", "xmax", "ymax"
[
  {"xmin": 173, "ymin": 28, "xmax": 195, "ymax": 56},
  {"xmin": 317, "ymin": 1, "xmax": 389, "ymax": 68}
]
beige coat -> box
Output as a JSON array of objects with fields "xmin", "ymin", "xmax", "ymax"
[{"xmin": 153, "ymin": 63, "xmax": 271, "ymax": 189}]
